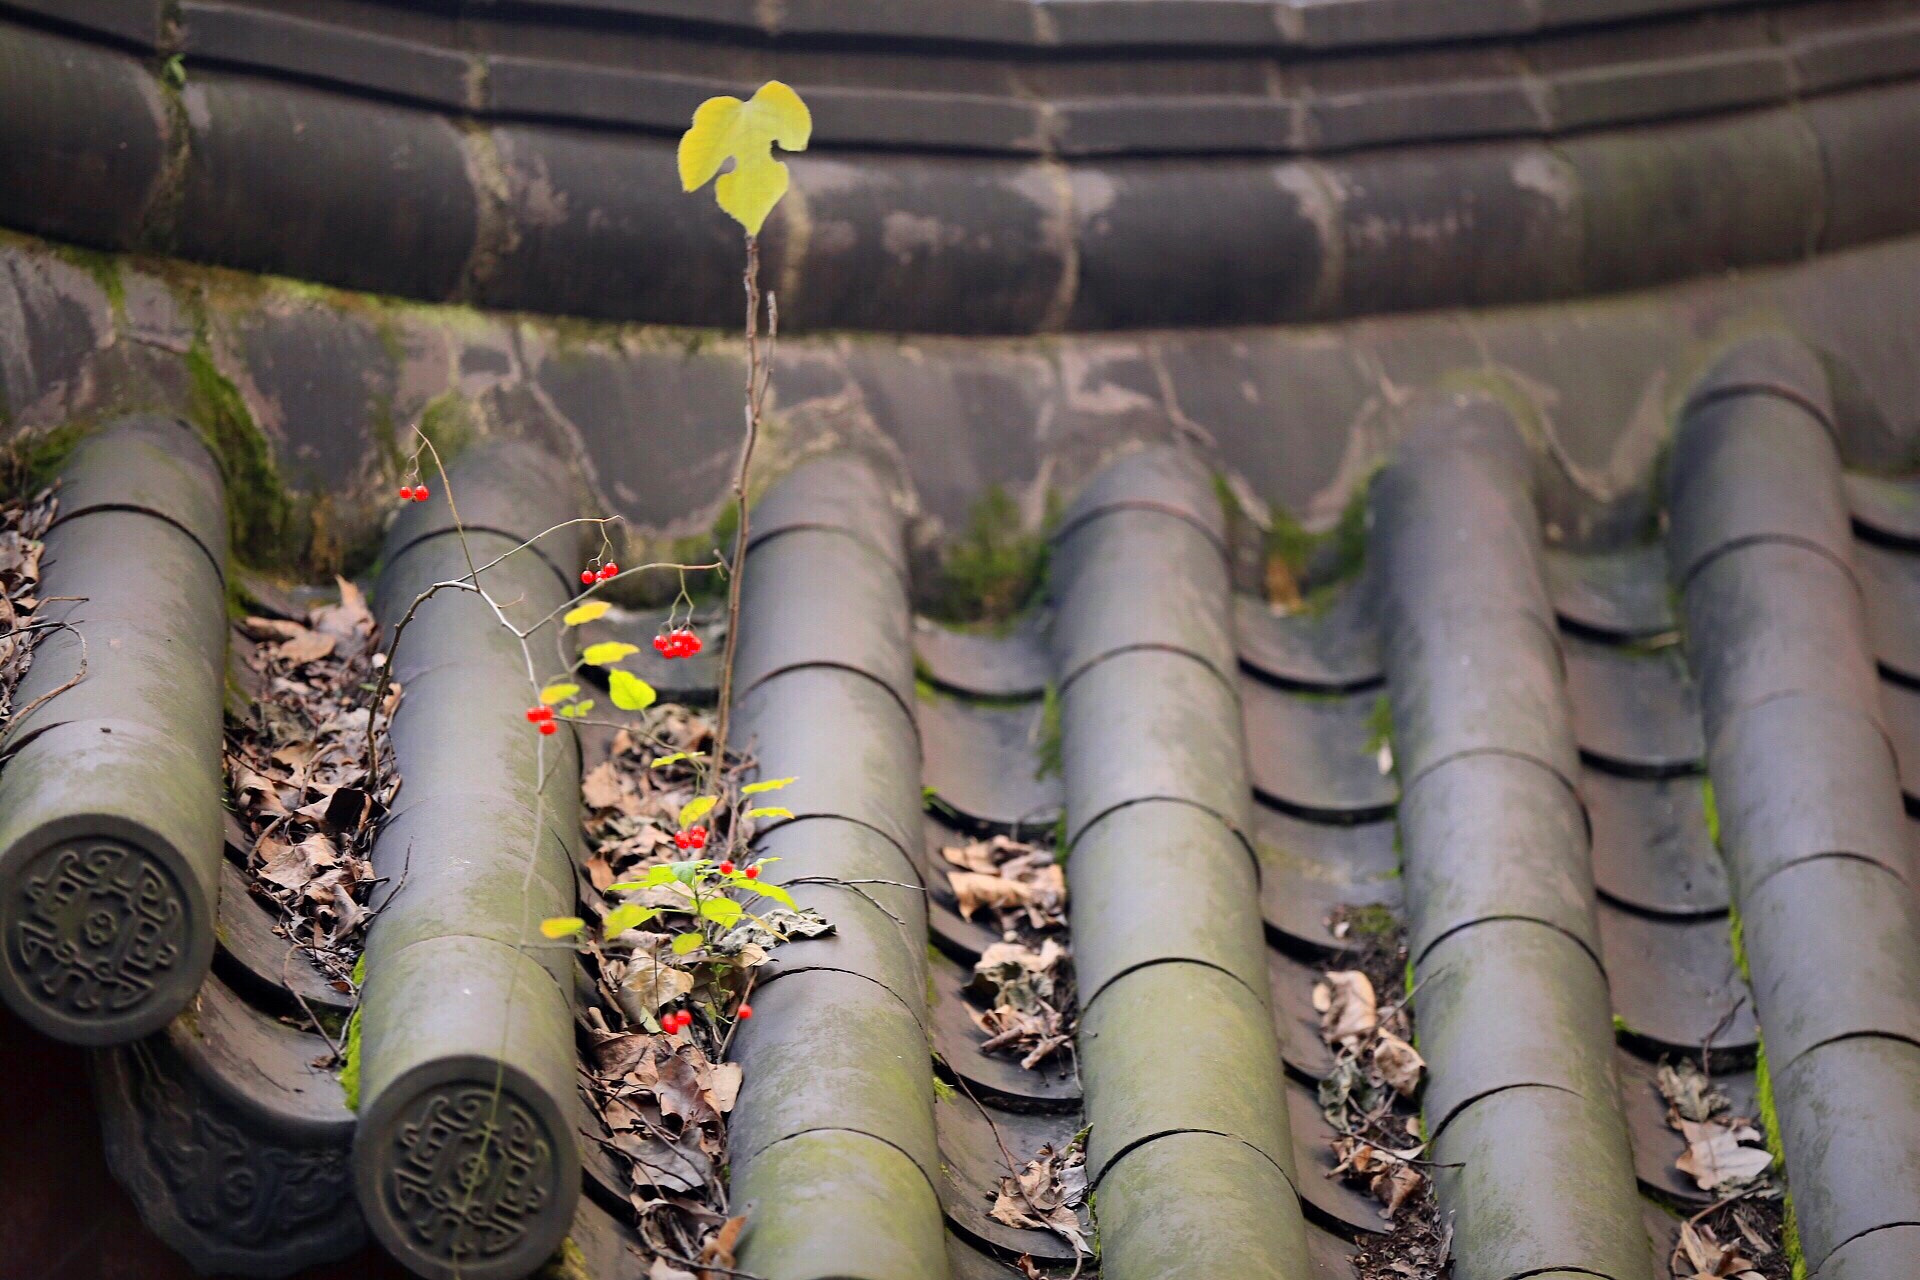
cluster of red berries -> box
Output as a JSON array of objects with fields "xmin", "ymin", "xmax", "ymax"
[
  {"xmin": 652, "ymin": 628, "xmax": 703, "ymax": 659},
  {"xmin": 396, "ymin": 483, "xmax": 429, "ymax": 502},
  {"xmin": 525, "ymin": 704, "xmax": 560, "ymax": 735},
  {"xmin": 674, "ymin": 826, "xmax": 709, "ymax": 851},
  {"xmin": 580, "ymin": 562, "xmax": 619, "ymax": 585},
  {"xmin": 661, "ymin": 1009, "xmax": 693, "ymax": 1034}
]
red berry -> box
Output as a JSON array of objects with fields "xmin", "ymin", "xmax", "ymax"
[
  {"xmin": 397, "ymin": 486, "xmax": 412, "ymax": 500},
  {"xmin": 525, "ymin": 706, "xmax": 549, "ymax": 722},
  {"xmin": 581, "ymin": 570, "xmax": 596, "ymax": 585},
  {"xmin": 600, "ymin": 562, "xmax": 619, "ymax": 579},
  {"xmin": 684, "ymin": 632, "xmax": 704, "ymax": 655},
  {"xmin": 538, "ymin": 720, "xmax": 558, "ymax": 736},
  {"xmin": 652, "ymin": 634, "xmax": 669, "ymax": 653},
  {"xmin": 718, "ymin": 861, "xmax": 735, "ymax": 875},
  {"xmin": 736, "ymin": 1004, "xmax": 753, "ymax": 1020},
  {"xmin": 413, "ymin": 486, "xmax": 430, "ymax": 502},
  {"xmin": 744, "ymin": 866, "xmax": 760, "ymax": 880}
]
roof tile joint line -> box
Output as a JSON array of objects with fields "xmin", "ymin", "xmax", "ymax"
[
  {"xmin": 48, "ymin": 502, "xmax": 227, "ymax": 584},
  {"xmin": 369, "ymin": 931, "xmax": 569, "ymax": 991},
  {"xmin": 1078, "ymin": 955, "xmax": 1268, "ymax": 1020},
  {"xmin": 1427, "ymin": 1080, "xmax": 1588, "ymax": 1145},
  {"xmin": 1680, "ymin": 380, "xmax": 1840, "ymax": 446},
  {"xmin": 1091, "ymin": 1127, "xmax": 1300, "ymax": 1199},
  {"xmin": 739, "ymin": 660, "xmax": 925, "ymax": 753},
  {"xmin": 751, "ymin": 962, "xmax": 928, "ymax": 1027},
  {"xmin": 1820, "ymin": 1221, "xmax": 1920, "ymax": 1270},
  {"xmin": 1051, "ymin": 500, "xmax": 1228, "ymax": 558},
  {"xmin": 1411, "ymin": 913, "xmax": 1608, "ymax": 978},
  {"xmin": 745, "ymin": 521, "xmax": 909, "ymax": 590},
  {"xmin": 1237, "ymin": 653, "xmax": 1387, "ymax": 699},
  {"xmin": 1712, "ymin": 685, "xmax": 1894, "ymax": 758},
  {"xmin": 1398, "ymin": 745, "xmax": 1584, "ymax": 820},
  {"xmin": 1069, "ymin": 796, "xmax": 1255, "ymax": 873},
  {"xmin": 1676, "ymin": 531, "xmax": 1862, "ymax": 599},
  {"xmin": 1504, "ymin": 1267, "xmax": 1619, "ymax": 1280},
  {"xmin": 741, "ymin": 1125, "xmax": 942, "ymax": 1202},
  {"xmin": 386, "ymin": 523, "xmax": 574, "ymax": 599},
  {"xmin": 750, "ymin": 812, "xmax": 925, "ymax": 890},
  {"xmin": 1769, "ymin": 1028, "xmax": 1920, "ymax": 1080},
  {"xmin": 1737, "ymin": 849, "xmax": 1910, "ymax": 901},
  {"xmin": 1056, "ymin": 641, "xmax": 1238, "ymax": 702}
]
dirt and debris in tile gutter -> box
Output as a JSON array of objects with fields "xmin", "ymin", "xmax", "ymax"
[
  {"xmin": 0, "ymin": 484, "xmax": 58, "ymax": 723},
  {"xmin": 944, "ymin": 832, "xmax": 1078, "ymax": 1073},
  {"xmin": 225, "ymin": 578, "xmax": 395, "ymax": 1000},
  {"xmin": 573, "ymin": 708, "xmax": 831, "ymax": 1273},
  {"xmin": 1320, "ymin": 905, "xmax": 1453, "ymax": 1280},
  {"xmin": 1656, "ymin": 1058, "xmax": 1788, "ymax": 1280}
]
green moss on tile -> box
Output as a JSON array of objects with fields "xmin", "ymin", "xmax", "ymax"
[
  {"xmin": 1728, "ymin": 903, "xmax": 1750, "ymax": 985},
  {"xmin": 1751, "ymin": 1033, "xmax": 1808, "ymax": 1279},
  {"xmin": 1263, "ymin": 479, "xmax": 1371, "ymax": 615},
  {"xmin": 923, "ymin": 486, "xmax": 1053, "ymax": 626},
  {"xmin": 1365, "ymin": 693, "xmax": 1394, "ymax": 758},
  {"xmin": 50, "ymin": 241, "xmax": 125, "ymax": 320},
  {"xmin": 338, "ymin": 955, "xmax": 366, "ymax": 1111},
  {"xmin": 1341, "ymin": 902, "xmax": 1399, "ymax": 940},
  {"xmin": 535, "ymin": 1237, "xmax": 591, "ymax": 1280},
  {"xmin": 1035, "ymin": 682, "xmax": 1062, "ymax": 781},
  {"xmin": 932, "ymin": 1075, "xmax": 957, "ymax": 1104},
  {"xmin": 1701, "ymin": 777, "xmax": 1721, "ymax": 850},
  {"xmin": 186, "ymin": 338, "xmax": 300, "ymax": 568},
  {"xmin": 1, "ymin": 420, "xmax": 89, "ymax": 496}
]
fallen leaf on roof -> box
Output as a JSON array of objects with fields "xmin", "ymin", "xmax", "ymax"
[
  {"xmin": 1675, "ymin": 1118, "xmax": 1773, "ymax": 1192},
  {"xmin": 1314, "ymin": 969, "xmax": 1379, "ymax": 1046},
  {"xmin": 1372, "ymin": 1031, "xmax": 1425, "ymax": 1097},
  {"xmin": 990, "ymin": 1136, "xmax": 1090, "ymax": 1259},
  {"xmin": 1676, "ymin": 1219, "xmax": 1766, "ymax": 1280}
]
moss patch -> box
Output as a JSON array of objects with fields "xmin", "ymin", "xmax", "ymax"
[
  {"xmin": 1035, "ymin": 682, "xmax": 1062, "ymax": 782},
  {"xmin": 923, "ymin": 486, "xmax": 1053, "ymax": 626},
  {"xmin": 535, "ymin": 1238, "xmax": 592, "ymax": 1280},
  {"xmin": 185, "ymin": 339, "xmax": 300, "ymax": 568},
  {"xmin": 338, "ymin": 955, "xmax": 366, "ymax": 1111},
  {"xmin": 1702, "ymin": 776, "xmax": 1721, "ymax": 850}
]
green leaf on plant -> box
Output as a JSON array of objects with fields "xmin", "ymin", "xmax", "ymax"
[
  {"xmin": 652, "ymin": 751, "xmax": 705, "ymax": 769},
  {"xmin": 540, "ymin": 916, "xmax": 585, "ymax": 939},
  {"xmin": 610, "ymin": 866, "xmax": 682, "ymax": 892},
  {"xmin": 746, "ymin": 880, "xmax": 797, "ymax": 910},
  {"xmin": 742, "ymin": 777, "xmax": 795, "ymax": 795},
  {"xmin": 602, "ymin": 903, "xmax": 656, "ymax": 936},
  {"xmin": 678, "ymin": 81, "xmax": 812, "ymax": 235},
  {"xmin": 539, "ymin": 682, "xmax": 580, "ymax": 704},
  {"xmin": 564, "ymin": 601, "xmax": 611, "ymax": 626},
  {"xmin": 671, "ymin": 860, "xmax": 702, "ymax": 884},
  {"xmin": 560, "ymin": 700, "xmax": 594, "ymax": 718},
  {"xmin": 698, "ymin": 897, "xmax": 743, "ymax": 926},
  {"xmin": 746, "ymin": 806, "xmax": 794, "ymax": 821},
  {"xmin": 679, "ymin": 796, "xmax": 717, "ymax": 828},
  {"xmin": 671, "ymin": 931, "xmax": 704, "ymax": 955},
  {"xmin": 583, "ymin": 641, "xmax": 640, "ymax": 667},
  {"xmin": 609, "ymin": 669, "xmax": 657, "ymax": 711}
]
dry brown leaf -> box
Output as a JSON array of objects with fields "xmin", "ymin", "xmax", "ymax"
[
  {"xmin": 618, "ymin": 955, "xmax": 696, "ymax": 1017},
  {"xmin": 1372, "ymin": 1031, "xmax": 1425, "ymax": 1097},
  {"xmin": 700, "ymin": 1062, "xmax": 743, "ymax": 1114},
  {"xmin": 649, "ymin": 1256, "xmax": 697, "ymax": 1280},
  {"xmin": 948, "ymin": 870, "xmax": 1032, "ymax": 921},
  {"xmin": 1674, "ymin": 1118, "xmax": 1773, "ymax": 1191},
  {"xmin": 1314, "ymin": 970, "xmax": 1378, "ymax": 1046},
  {"xmin": 699, "ymin": 1216, "xmax": 746, "ymax": 1280},
  {"xmin": 583, "ymin": 761, "xmax": 632, "ymax": 811}
]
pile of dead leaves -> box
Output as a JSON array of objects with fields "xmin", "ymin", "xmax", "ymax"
[
  {"xmin": 990, "ymin": 1132, "xmax": 1091, "ymax": 1275},
  {"xmin": 0, "ymin": 486, "xmax": 57, "ymax": 725},
  {"xmin": 944, "ymin": 834, "xmax": 1076, "ymax": 1072},
  {"xmin": 579, "ymin": 711, "xmax": 717, "ymax": 893},
  {"xmin": 1317, "ymin": 969, "xmax": 1428, "ymax": 1217},
  {"xmin": 225, "ymin": 579, "xmax": 394, "ymax": 987},
  {"xmin": 574, "ymin": 710, "xmax": 828, "ymax": 1276},
  {"xmin": 1656, "ymin": 1060, "xmax": 1785, "ymax": 1280}
]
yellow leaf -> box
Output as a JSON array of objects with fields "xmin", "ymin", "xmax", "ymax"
[
  {"xmin": 679, "ymin": 796, "xmax": 717, "ymax": 828},
  {"xmin": 742, "ymin": 777, "xmax": 795, "ymax": 795},
  {"xmin": 583, "ymin": 641, "xmax": 639, "ymax": 667},
  {"xmin": 746, "ymin": 806, "xmax": 794, "ymax": 820},
  {"xmin": 678, "ymin": 81, "xmax": 812, "ymax": 235},
  {"xmin": 539, "ymin": 682, "xmax": 580, "ymax": 705},
  {"xmin": 609, "ymin": 669, "xmax": 656, "ymax": 711},
  {"xmin": 540, "ymin": 916, "xmax": 585, "ymax": 939},
  {"xmin": 564, "ymin": 601, "xmax": 611, "ymax": 627}
]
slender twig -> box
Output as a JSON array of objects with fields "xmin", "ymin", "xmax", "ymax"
[{"xmin": 710, "ymin": 235, "xmax": 776, "ymax": 809}]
